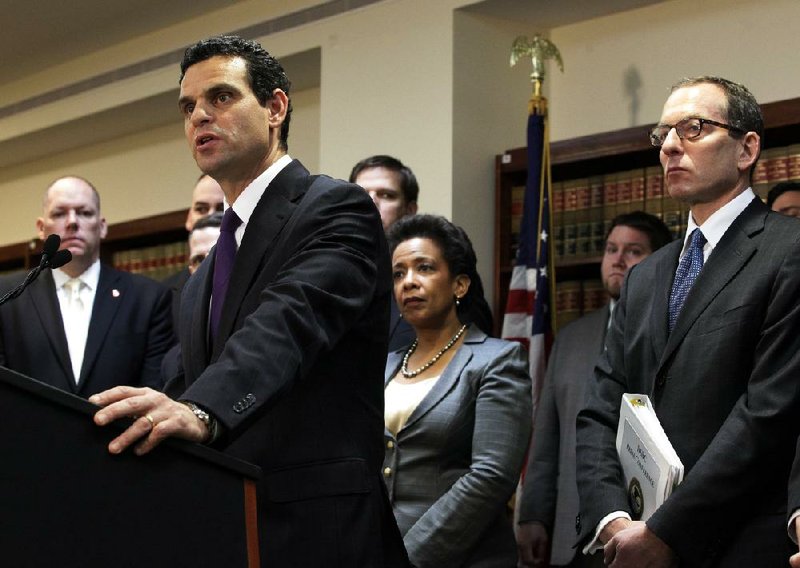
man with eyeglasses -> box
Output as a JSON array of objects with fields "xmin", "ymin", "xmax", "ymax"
[{"xmin": 575, "ymin": 76, "xmax": 800, "ymax": 567}]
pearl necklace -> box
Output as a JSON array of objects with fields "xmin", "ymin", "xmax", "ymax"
[{"xmin": 401, "ymin": 324, "xmax": 467, "ymax": 378}]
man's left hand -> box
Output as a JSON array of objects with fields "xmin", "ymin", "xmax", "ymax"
[
  {"xmin": 603, "ymin": 521, "xmax": 677, "ymax": 568},
  {"xmin": 90, "ymin": 386, "xmax": 208, "ymax": 455}
]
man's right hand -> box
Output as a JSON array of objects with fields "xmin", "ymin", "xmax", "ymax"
[
  {"xmin": 791, "ymin": 521, "xmax": 800, "ymax": 568},
  {"xmin": 516, "ymin": 520, "xmax": 549, "ymax": 568}
]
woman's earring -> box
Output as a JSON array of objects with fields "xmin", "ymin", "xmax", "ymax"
[{"xmin": 455, "ymin": 296, "xmax": 461, "ymax": 307}]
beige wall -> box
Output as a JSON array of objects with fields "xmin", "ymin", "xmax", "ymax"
[
  {"xmin": 3, "ymin": 0, "xmax": 800, "ymax": 309},
  {"xmin": 548, "ymin": 0, "xmax": 800, "ymax": 140}
]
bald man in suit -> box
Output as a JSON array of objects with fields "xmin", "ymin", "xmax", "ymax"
[{"xmin": 0, "ymin": 176, "xmax": 173, "ymax": 397}]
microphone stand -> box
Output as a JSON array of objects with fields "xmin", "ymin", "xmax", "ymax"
[{"xmin": 0, "ymin": 237, "xmax": 72, "ymax": 308}]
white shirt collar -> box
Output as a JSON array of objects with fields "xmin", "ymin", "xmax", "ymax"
[
  {"xmin": 227, "ymin": 154, "xmax": 293, "ymax": 228},
  {"xmin": 682, "ymin": 188, "xmax": 755, "ymax": 259},
  {"xmin": 52, "ymin": 258, "xmax": 101, "ymax": 290}
]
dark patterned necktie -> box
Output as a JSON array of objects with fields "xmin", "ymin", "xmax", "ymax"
[
  {"xmin": 210, "ymin": 208, "xmax": 242, "ymax": 339},
  {"xmin": 668, "ymin": 228, "xmax": 706, "ymax": 332}
]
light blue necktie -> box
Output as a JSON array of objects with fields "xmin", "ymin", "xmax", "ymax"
[{"xmin": 668, "ymin": 229, "xmax": 706, "ymax": 332}]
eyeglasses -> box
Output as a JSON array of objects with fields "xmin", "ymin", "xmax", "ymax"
[{"xmin": 649, "ymin": 117, "xmax": 745, "ymax": 147}]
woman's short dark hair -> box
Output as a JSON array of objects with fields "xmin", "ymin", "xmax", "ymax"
[{"xmin": 387, "ymin": 214, "xmax": 494, "ymax": 336}]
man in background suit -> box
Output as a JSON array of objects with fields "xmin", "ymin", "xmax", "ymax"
[
  {"xmin": 0, "ymin": 176, "xmax": 173, "ymax": 397},
  {"xmin": 517, "ymin": 211, "xmax": 671, "ymax": 568},
  {"xmin": 160, "ymin": 211, "xmax": 222, "ymax": 381},
  {"xmin": 350, "ymin": 155, "xmax": 418, "ymax": 352},
  {"xmin": 767, "ymin": 180, "xmax": 800, "ymax": 219},
  {"xmin": 90, "ymin": 35, "xmax": 407, "ymax": 566},
  {"xmin": 576, "ymin": 76, "xmax": 800, "ymax": 567},
  {"xmin": 163, "ymin": 173, "xmax": 224, "ymax": 331}
]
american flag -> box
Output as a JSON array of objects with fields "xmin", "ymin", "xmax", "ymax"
[{"xmin": 501, "ymin": 111, "xmax": 554, "ymax": 415}]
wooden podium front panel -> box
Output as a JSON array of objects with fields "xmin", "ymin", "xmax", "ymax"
[{"xmin": 0, "ymin": 366, "xmax": 260, "ymax": 567}]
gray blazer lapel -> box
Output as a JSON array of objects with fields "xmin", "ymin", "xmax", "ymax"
[
  {"xmin": 392, "ymin": 326, "xmax": 485, "ymax": 433},
  {"xmin": 385, "ymin": 350, "xmax": 404, "ymax": 386},
  {"xmin": 80, "ymin": 266, "xmax": 123, "ymax": 386},
  {"xmin": 29, "ymin": 272, "xmax": 74, "ymax": 383},
  {"xmin": 659, "ymin": 200, "xmax": 764, "ymax": 371}
]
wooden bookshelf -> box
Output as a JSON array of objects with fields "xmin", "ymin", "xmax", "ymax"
[
  {"xmin": 494, "ymin": 96, "xmax": 800, "ymax": 334},
  {"xmin": 0, "ymin": 209, "xmax": 188, "ymax": 278}
]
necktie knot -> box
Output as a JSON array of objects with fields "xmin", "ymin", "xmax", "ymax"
[
  {"xmin": 65, "ymin": 278, "xmax": 84, "ymax": 306},
  {"xmin": 688, "ymin": 228, "xmax": 707, "ymax": 252},
  {"xmin": 221, "ymin": 208, "xmax": 242, "ymax": 234}
]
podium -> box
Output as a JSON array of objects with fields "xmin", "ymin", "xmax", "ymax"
[{"xmin": 0, "ymin": 365, "xmax": 261, "ymax": 567}]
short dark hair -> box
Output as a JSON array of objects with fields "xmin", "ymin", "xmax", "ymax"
[
  {"xmin": 349, "ymin": 155, "xmax": 419, "ymax": 204},
  {"xmin": 387, "ymin": 214, "xmax": 493, "ymax": 336},
  {"xmin": 191, "ymin": 210, "xmax": 223, "ymax": 233},
  {"xmin": 180, "ymin": 35, "xmax": 292, "ymax": 151},
  {"xmin": 766, "ymin": 181, "xmax": 800, "ymax": 208},
  {"xmin": 670, "ymin": 76, "xmax": 763, "ymax": 179},
  {"xmin": 606, "ymin": 210, "xmax": 673, "ymax": 252}
]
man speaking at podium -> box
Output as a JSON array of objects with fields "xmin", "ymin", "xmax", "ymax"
[
  {"xmin": 0, "ymin": 176, "xmax": 173, "ymax": 397},
  {"xmin": 90, "ymin": 36, "xmax": 408, "ymax": 566}
]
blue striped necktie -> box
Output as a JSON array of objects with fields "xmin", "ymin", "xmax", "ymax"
[{"xmin": 668, "ymin": 228, "xmax": 706, "ymax": 332}]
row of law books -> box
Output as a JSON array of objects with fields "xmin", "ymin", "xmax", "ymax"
[
  {"xmin": 509, "ymin": 166, "xmax": 689, "ymax": 264},
  {"xmin": 509, "ymin": 142, "xmax": 800, "ymax": 264},
  {"xmin": 111, "ymin": 241, "xmax": 188, "ymax": 282},
  {"xmin": 554, "ymin": 278, "xmax": 607, "ymax": 332},
  {"xmin": 752, "ymin": 144, "xmax": 800, "ymax": 200}
]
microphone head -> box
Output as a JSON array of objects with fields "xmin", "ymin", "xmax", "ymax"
[
  {"xmin": 42, "ymin": 234, "xmax": 61, "ymax": 259},
  {"xmin": 47, "ymin": 249, "xmax": 72, "ymax": 270}
]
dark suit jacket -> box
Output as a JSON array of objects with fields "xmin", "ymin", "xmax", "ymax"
[
  {"xmin": 0, "ymin": 264, "xmax": 173, "ymax": 397},
  {"xmin": 383, "ymin": 326, "xmax": 532, "ymax": 567},
  {"xmin": 518, "ymin": 305, "xmax": 608, "ymax": 565},
  {"xmin": 163, "ymin": 266, "xmax": 190, "ymax": 337},
  {"xmin": 165, "ymin": 160, "xmax": 408, "ymax": 567},
  {"xmin": 576, "ymin": 199, "xmax": 800, "ymax": 567}
]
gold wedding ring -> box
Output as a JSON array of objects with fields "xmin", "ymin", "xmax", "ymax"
[{"xmin": 144, "ymin": 414, "xmax": 155, "ymax": 429}]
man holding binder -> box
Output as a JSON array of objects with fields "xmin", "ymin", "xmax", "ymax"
[
  {"xmin": 576, "ymin": 76, "xmax": 800, "ymax": 567},
  {"xmin": 516, "ymin": 211, "xmax": 671, "ymax": 568}
]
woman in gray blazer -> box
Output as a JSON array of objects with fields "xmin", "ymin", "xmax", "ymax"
[{"xmin": 383, "ymin": 215, "xmax": 532, "ymax": 567}]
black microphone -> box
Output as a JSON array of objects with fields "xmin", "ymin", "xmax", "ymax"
[
  {"xmin": 40, "ymin": 234, "xmax": 61, "ymax": 266},
  {"xmin": 47, "ymin": 250, "xmax": 72, "ymax": 270},
  {"xmin": 0, "ymin": 235, "xmax": 72, "ymax": 308}
]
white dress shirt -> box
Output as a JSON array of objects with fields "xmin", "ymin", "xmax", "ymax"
[{"xmin": 52, "ymin": 260, "xmax": 101, "ymax": 382}]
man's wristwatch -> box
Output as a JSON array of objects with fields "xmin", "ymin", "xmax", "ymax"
[{"xmin": 181, "ymin": 401, "xmax": 218, "ymax": 443}]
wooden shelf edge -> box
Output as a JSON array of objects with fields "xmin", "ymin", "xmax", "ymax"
[
  {"xmin": 105, "ymin": 209, "xmax": 187, "ymax": 242},
  {"xmin": 0, "ymin": 209, "xmax": 189, "ymax": 268}
]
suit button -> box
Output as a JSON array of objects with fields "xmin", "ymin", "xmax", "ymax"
[
  {"xmin": 387, "ymin": 441, "xmax": 394, "ymax": 449},
  {"xmin": 383, "ymin": 467, "xmax": 392, "ymax": 477}
]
